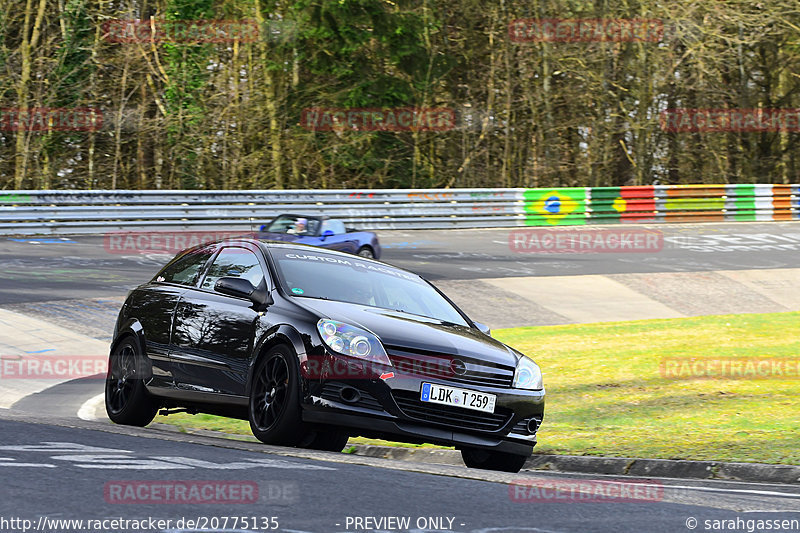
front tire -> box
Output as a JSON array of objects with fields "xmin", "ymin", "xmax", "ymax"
[
  {"xmin": 249, "ymin": 345, "xmax": 307, "ymax": 446},
  {"xmin": 299, "ymin": 429, "xmax": 350, "ymax": 452},
  {"xmin": 461, "ymin": 448, "xmax": 529, "ymax": 473},
  {"xmin": 105, "ymin": 337, "xmax": 159, "ymax": 427}
]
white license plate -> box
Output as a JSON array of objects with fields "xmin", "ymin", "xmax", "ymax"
[{"xmin": 420, "ymin": 382, "xmax": 496, "ymax": 413}]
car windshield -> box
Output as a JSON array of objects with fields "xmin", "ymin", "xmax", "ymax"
[
  {"xmin": 264, "ymin": 215, "xmax": 321, "ymax": 236},
  {"xmin": 270, "ymin": 249, "xmax": 469, "ymax": 326}
]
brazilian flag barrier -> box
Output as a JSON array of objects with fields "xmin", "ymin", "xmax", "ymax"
[
  {"xmin": 523, "ymin": 188, "xmax": 588, "ymax": 226},
  {"xmin": 521, "ymin": 184, "xmax": 798, "ymax": 226}
]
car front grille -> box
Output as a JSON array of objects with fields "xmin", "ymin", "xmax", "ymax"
[
  {"xmin": 386, "ymin": 346, "xmax": 515, "ymax": 389},
  {"xmin": 392, "ymin": 391, "xmax": 512, "ymax": 432}
]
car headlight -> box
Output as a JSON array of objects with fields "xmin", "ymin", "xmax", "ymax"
[
  {"xmin": 317, "ymin": 319, "xmax": 392, "ymax": 367},
  {"xmin": 514, "ymin": 356, "xmax": 543, "ymax": 390}
]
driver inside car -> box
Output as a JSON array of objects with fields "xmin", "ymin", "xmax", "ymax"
[{"xmin": 288, "ymin": 218, "xmax": 308, "ymax": 235}]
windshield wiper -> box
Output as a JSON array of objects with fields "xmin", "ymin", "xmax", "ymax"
[{"xmin": 383, "ymin": 307, "xmax": 464, "ymax": 327}]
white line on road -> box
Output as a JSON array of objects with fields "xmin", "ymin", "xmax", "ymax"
[{"xmin": 0, "ymin": 457, "xmax": 56, "ymax": 468}]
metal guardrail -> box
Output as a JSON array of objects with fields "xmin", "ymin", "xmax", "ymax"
[{"xmin": 0, "ymin": 185, "xmax": 797, "ymax": 235}]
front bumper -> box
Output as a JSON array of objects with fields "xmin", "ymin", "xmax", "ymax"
[{"xmin": 301, "ymin": 365, "xmax": 545, "ymax": 454}]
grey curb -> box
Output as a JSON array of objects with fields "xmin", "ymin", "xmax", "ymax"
[
  {"xmin": 150, "ymin": 424, "xmax": 800, "ymax": 485},
  {"xmin": 354, "ymin": 444, "xmax": 800, "ymax": 484},
  {"xmin": 523, "ymin": 454, "xmax": 800, "ymax": 484}
]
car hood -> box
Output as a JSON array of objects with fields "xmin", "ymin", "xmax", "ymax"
[{"xmin": 294, "ymin": 298, "xmax": 519, "ymax": 367}]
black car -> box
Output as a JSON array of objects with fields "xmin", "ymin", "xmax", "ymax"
[{"xmin": 106, "ymin": 239, "xmax": 545, "ymax": 472}]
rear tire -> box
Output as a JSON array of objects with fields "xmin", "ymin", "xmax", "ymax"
[
  {"xmin": 461, "ymin": 448, "xmax": 528, "ymax": 473},
  {"xmin": 356, "ymin": 246, "xmax": 374, "ymax": 259},
  {"xmin": 105, "ymin": 337, "xmax": 159, "ymax": 427},
  {"xmin": 249, "ymin": 345, "xmax": 308, "ymax": 446}
]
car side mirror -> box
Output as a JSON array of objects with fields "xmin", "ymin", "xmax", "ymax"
[
  {"xmin": 215, "ymin": 277, "xmax": 273, "ymax": 308},
  {"xmin": 320, "ymin": 229, "xmax": 335, "ymax": 241},
  {"xmin": 215, "ymin": 277, "xmax": 255, "ymax": 299},
  {"xmin": 474, "ymin": 322, "xmax": 491, "ymax": 336}
]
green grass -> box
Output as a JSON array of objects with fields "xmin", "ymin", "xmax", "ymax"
[
  {"xmin": 494, "ymin": 312, "xmax": 800, "ymax": 465},
  {"xmin": 153, "ymin": 413, "xmax": 252, "ymax": 437},
  {"xmin": 155, "ymin": 311, "xmax": 800, "ymax": 465}
]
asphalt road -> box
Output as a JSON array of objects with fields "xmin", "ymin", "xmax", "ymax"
[
  {"xmin": 1, "ymin": 222, "xmax": 799, "ymax": 533},
  {"xmin": 0, "ymin": 414, "xmax": 798, "ymax": 533},
  {"xmin": 1, "ymin": 221, "xmax": 799, "ymax": 305}
]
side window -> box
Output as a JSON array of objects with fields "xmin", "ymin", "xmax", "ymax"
[
  {"xmin": 321, "ymin": 219, "xmax": 346, "ymax": 235},
  {"xmin": 155, "ymin": 247, "xmax": 214, "ymax": 286},
  {"xmin": 200, "ymin": 247, "xmax": 266, "ymax": 291}
]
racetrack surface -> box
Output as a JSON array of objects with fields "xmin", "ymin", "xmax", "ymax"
[
  {"xmin": 1, "ymin": 223, "xmax": 799, "ymax": 531},
  {"xmin": 0, "ymin": 414, "xmax": 798, "ymax": 533}
]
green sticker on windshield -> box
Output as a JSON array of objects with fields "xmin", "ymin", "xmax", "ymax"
[{"xmin": 291, "ymin": 287, "xmax": 304, "ymax": 294}]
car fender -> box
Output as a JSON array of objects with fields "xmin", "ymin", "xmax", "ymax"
[
  {"xmin": 246, "ymin": 324, "xmax": 310, "ymax": 396},
  {"xmin": 109, "ymin": 318, "xmax": 153, "ymax": 380},
  {"xmin": 369, "ymin": 233, "xmax": 382, "ymax": 259},
  {"xmin": 349, "ymin": 231, "xmax": 381, "ymax": 258}
]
